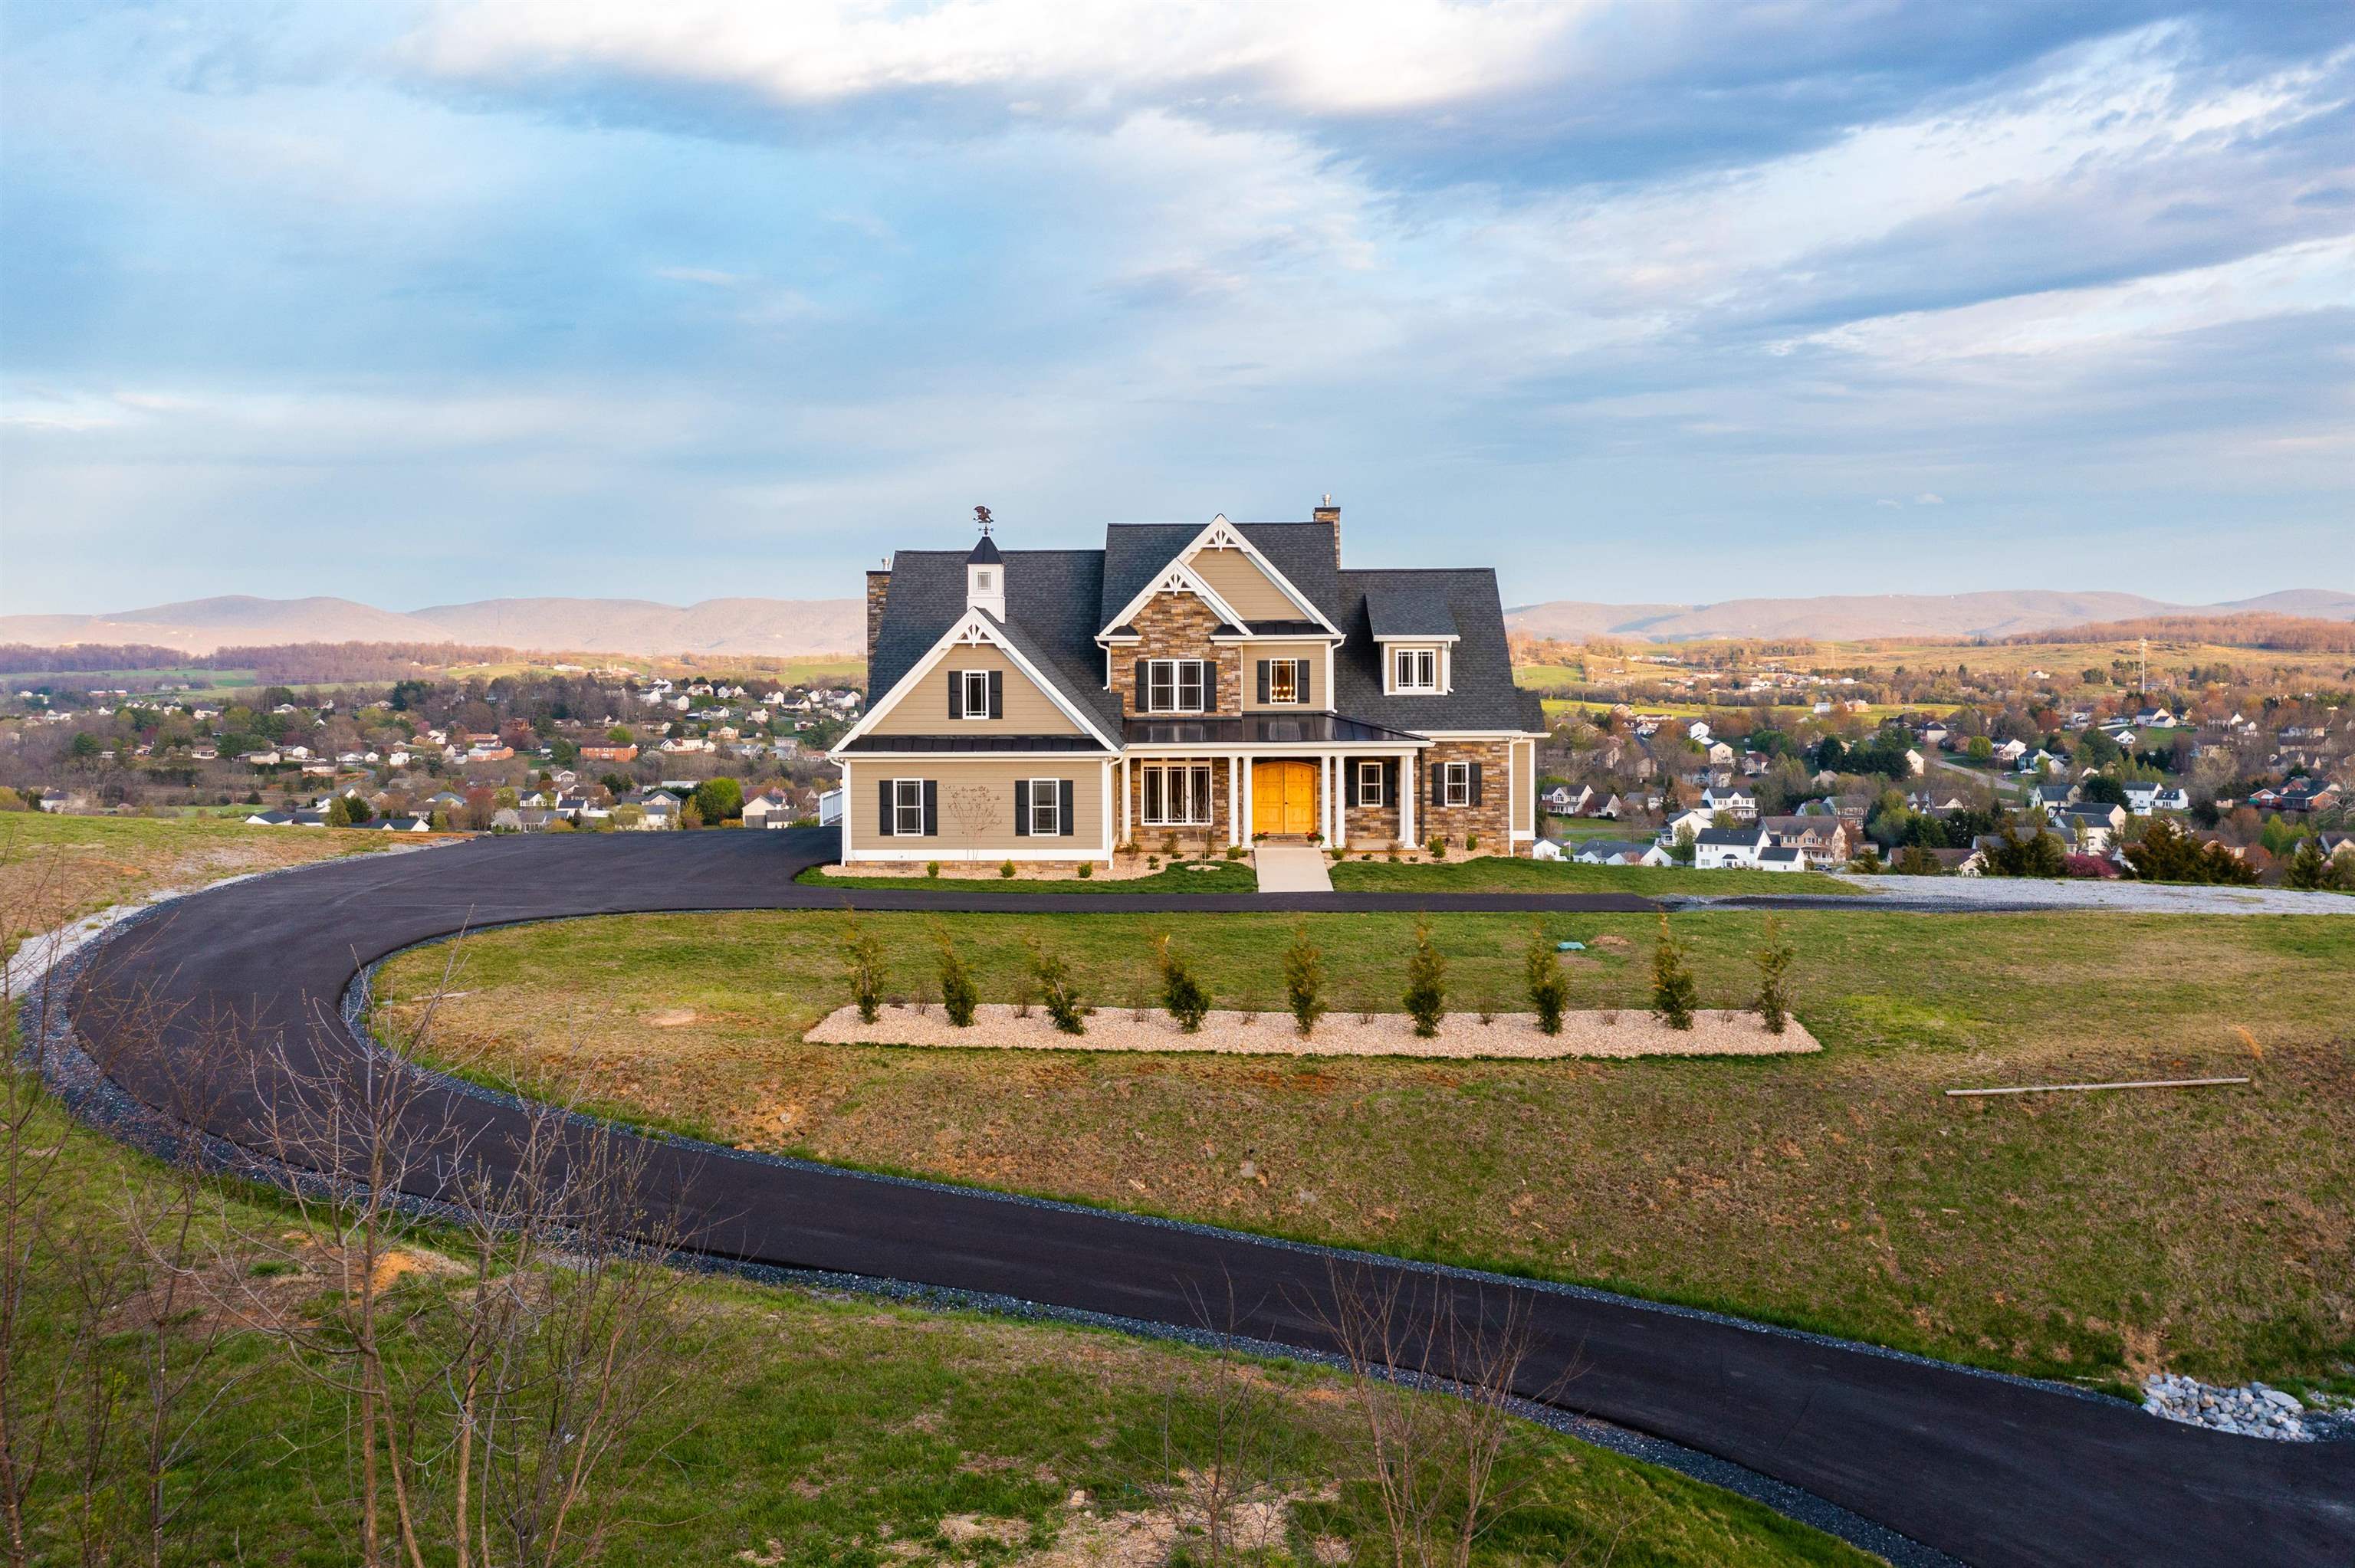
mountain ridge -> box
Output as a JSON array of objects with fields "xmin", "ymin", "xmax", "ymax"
[{"xmin": 4, "ymin": 588, "xmax": 2349, "ymax": 658}]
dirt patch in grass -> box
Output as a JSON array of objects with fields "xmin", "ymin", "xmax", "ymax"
[{"xmin": 379, "ymin": 907, "xmax": 2355, "ymax": 1389}]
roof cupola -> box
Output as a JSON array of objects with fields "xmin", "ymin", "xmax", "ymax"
[{"xmin": 966, "ymin": 504, "xmax": 1005, "ymax": 618}]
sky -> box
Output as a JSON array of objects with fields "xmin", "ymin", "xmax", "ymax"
[{"xmin": 2, "ymin": 0, "xmax": 2350, "ymax": 615}]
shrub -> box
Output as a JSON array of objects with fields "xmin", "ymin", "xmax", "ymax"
[
  {"xmin": 2123, "ymin": 818, "xmax": 2261, "ymax": 886},
  {"xmin": 1753, "ymin": 914, "xmax": 1794, "ymax": 1035},
  {"xmin": 2284, "ymin": 838, "xmax": 2327, "ymax": 891},
  {"xmin": 1525, "ymin": 923, "xmax": 1568, "ymax": 1035},
  {"xmin": 1427, "ymin": 835, "xmax": 1447, "ymax": 859},
  {"xmin": 1466, "ymin": 832, "xmax": 1479, "ymax": 852},
  {"xmin": 1650, "ymin": 914, "xmax": 1697, "ymax": 1032},
  {"xmin": 1282, "ymin": 923, "xmax": 1325, "ymax": 1038},
  {"xmin": 1000, "ymin": 858, "xmax": 1017, "ymax": 879},
  {"xmin": 842, "ymin": 914, "xmax": 885, "ymax": 1025},
  {"xmin": 1225, "ymin": 844, "xmax": 1245, "ymax": 861},
  {"xmin": 926, "ymin": 860, "xmax": 941, "ymax": 879},
  {"xmin": 1028, "ymin": 938, "xmax": 1086, "ymax": 1035},
  {"xmin": 1157, "ymin": 935, "xmax": 1211, "ymax": 1032},
  {"xmin": 1077, "ymin": 861, "xmax": 1094, "ymax": 879},
  {"xmin": 1402, "ymin": 917, "xmax": 1447, "ymax": 1038},
  {"xmin": 1161, "ymin": 831, "xmax": 1181, "ymax": 857},
  {"xmin": 931, "ymin": 923, "xmax": 977, "ymax": 1028}
]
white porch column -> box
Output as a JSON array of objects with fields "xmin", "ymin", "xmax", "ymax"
[
  {"xmin": 1241, "ymin": 756, "xmax": 1254, "ymax": 840},
  {"xmin": 1118, "ymin": 756, "xmax": 1131, "ymax": 845},
  {"xmin": 1399, "ymin": 752, "xmax": 1415, "ymax": 848},
  {"xmin": 1325, "ymin": 754, "xmax": 1339, "ymax": 846},
  {"xmin": 1227, "ymin": 755, "xmax": 1240, "ymax": 847}
]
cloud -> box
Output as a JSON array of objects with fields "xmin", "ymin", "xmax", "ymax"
[{"xmin": 1914, "ymin": 493, "xmax": 1945, "ymax": 505}]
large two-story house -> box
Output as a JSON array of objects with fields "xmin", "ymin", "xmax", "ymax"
[{"xmin": 829, "ymin": 502, "xmax": 1544, "ymax": 864}]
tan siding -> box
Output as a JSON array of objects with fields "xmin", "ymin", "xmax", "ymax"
[
  {"xmin": 1514, "ymin": 740, "xmax": 1536, "ymax": 836},
  {"xmin": 868, "ymin": 644, "xmax": 1082, "ymax": 736},
  {"xmin": 1187, "ymin": 546, "xmax": 1301, "ymax": 622},
  {"xmin": 1239, "ymin": 641, "xmax": 1330, "ymax": 710},
  {"xmin": 846, "ymin": 759, "xmax": 1107, "ymax": 854}
]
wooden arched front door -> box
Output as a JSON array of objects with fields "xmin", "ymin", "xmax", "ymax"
[{"xmin": 1253, "ymin": 761, "xmax": 1319, "ymax": 836}]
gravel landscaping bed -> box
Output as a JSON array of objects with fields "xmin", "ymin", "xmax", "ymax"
[
  {"xmin": 2140, "ymin": 1373, "xmax": 2354, "ymax": 1442},
  {"xmin": 806, "ymin": 1003, "xmax": 1820, "ymax": 1058}
]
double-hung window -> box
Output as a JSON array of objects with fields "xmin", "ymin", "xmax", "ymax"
[
  {"xmin": 1145, "ymin": 659, "xmax": 1210, "ymax": 713},
  {"xmin": 1441, "ymin": 760, "xmax": 1472, "ymax": 807},
  {"xmin": 959, "ymin": 669, "xmax": 990, "ymax": 718},
  {"xmin": 1269, "ymin": 660, "xmax": 1299, "ymax": 704},
  {"xmin": 1141, "ymin": 763, "xmax": 1214, "ymax": 826},
  {"xmin": 1026, "ymin": 778, "xmax": 1060, "ymax": 836},
  {"xmin": 891, "ymin": 779, "xmax": 926, "ymax": 835},
  {"xmin": 1357, "ymin": 759, "xmax": 1385, "ymax": 807},
  {"xmin": 1394, "ymin": 648, "xmax": 1437, "ymax": 692}
]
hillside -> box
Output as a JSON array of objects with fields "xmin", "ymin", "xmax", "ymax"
[
  {"xmin": 0, "ymin": 595, "xmax": 865, "ymax": 658},
  {"xmin": 1504, "ymin": 589, "xmax": 2355, "ymax": 642}
]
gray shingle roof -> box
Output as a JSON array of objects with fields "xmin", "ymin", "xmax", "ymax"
[
  {"xmin": 869, "ymin": 522, "xmax": 1537, "ymax": 743},
  {"xmin": 1364, "ymin": 588, "xmax": 1457, "ymax": 640}
]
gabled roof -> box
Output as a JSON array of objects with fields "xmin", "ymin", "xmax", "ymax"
[
  {"xmin": 1096, "ymin": 517, "xmax": 1339, "ymax": 638},
  {"xmin": 867, "ymin": 549, "xmax": 1122, "ymax": 738}
]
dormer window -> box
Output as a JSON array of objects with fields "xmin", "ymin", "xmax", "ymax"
[
  {"xmin": 961, "ymin": 670, "xmax": 990, "ymax": 717},
  {"xmin": 1144, "ymin": 658, "xmax": 1211, "ymax": 713},
  {"xmin": 1394, "ymin": 648, "xmax": 1437, "ymax": 692}
]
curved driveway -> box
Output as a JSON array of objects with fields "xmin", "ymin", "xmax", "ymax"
[{"xmin": 56, "ymin": 828, "xmax": 2355, "ymax": 1568}]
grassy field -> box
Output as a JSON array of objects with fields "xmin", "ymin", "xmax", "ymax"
[
  {"xmin": 0, "ymin": 1091, "xmax": 1861, "ymax": 1567},
  {"xmin": 1326, "ymin": 856, "xmax": 1858, "ymax": 896},
  {"xmin": 377, "ymin": 907, "xmax": 2355, "ymax": 1396},
  {"xmin": 800, "ymin": 859, "xmax": 1259, "ymax": 894},
  {"xmin": 0, "ymin": 812, "xmax": 414, "ymax": 955},
  {"xmin": 0, "ymin": 821, "xmax": 1856, "ymax": 1565}
]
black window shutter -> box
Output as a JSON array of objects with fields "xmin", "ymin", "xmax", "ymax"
[
  {"xmin": 876, "ymin": 779, "xmax": 895, "ymax": 836},
  {"xmin": 1298, "ymin": 659, "xmax": 1312, "ymax": 705},
  {"xmin": 1471, "ymin": 763, "xmax": 1484, "ymax": 806},
  {"xmin": 921, "ymin": 780, "xmax": 938, "ymax": 836},
  {"xmin": 1432, "ymin": 763, "xmax": 1444, "ymax": 805},
  {"xmin": 987, "ymin": 670, "xmax": 1003, "ymax": 719},
  {"xmin": 1134, "ymin": 660, "xmax": 1146, "ymax": 710},
  {"xmin": 1256, "ymin": 661, "xmax": 1269, "ymax": 703},
  {"xmin": 947, "ymin": 671, "xmax": 963, "ymax": 720},
  {"xmin": 1059, "ymin": 779, "xmax": 1075, "ymax": 836},
  {"xmin": 1013, "ymin": 779, "xmax": 1030, "ymax": 835},
  {"xmin": 1384, "ymin": 759, "xmax": 1397, "ymax": 805}
]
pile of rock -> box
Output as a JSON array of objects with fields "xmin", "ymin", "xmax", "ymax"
[{"xmin": 2141, "ymin": 1374, "xmax": 2313, "ymax": 1440}]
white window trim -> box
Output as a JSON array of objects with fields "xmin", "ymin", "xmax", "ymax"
[
  {"xmin": 959, "ymin": 669, "xmax": 990, "ymax": 719},
  {"xmin": 1027, "ymin": 777, "xmax": 1061, "ymax": 836},
  {"xmin": 1356, "ymin": 759, "xmax": 1384, "ymax": 807},
  {"xmin": 1441, "ymin": 760, "xmax": 1471, "ymax": 807},
  {"xmin": 1269, "ymin": 658, "xmax": 1300, "ymax": 705},
  {"xmin": 1394, "ymin": 647, "xmax": 1438, "ymax": 694},
  {"xmin": 891, "ymin": 778, "xmax": 925, "ymax": 835},
  {"xmin": 1140, "ymin": 763, "xmax": 1214, "ymax": 826},
  {"xmin": 1146, "ymin": 658, "xmax": 1210, "ymax": 714}
]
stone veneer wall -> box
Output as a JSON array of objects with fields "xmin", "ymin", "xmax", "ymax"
[
  {"xmin": 1121, "ymin": 595, "xmax": 1240, "ymax": 717},
  {"xmin": 1342, "ymin": 795, "xmax": 1403, "ymax": 849},
  {"xmin": 1417, "ymin": 739, "xmax": 1516, "ymax": 852}
]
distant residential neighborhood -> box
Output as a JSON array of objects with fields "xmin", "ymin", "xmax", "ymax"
[{"xmin": 2, "ymin": 662, "xmax": 856, "ymax": 832}]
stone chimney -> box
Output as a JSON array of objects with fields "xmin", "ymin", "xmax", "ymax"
[
  {"xmin": 1312, "ymin": 493, "xmax": 1341, "ymax": 566},
  {"xmin": 865, "ymin": 563, "xmax": 892, "ymax": 664}
]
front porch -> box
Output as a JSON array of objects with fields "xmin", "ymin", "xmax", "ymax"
[{"xmin": 1118, "ymin": 713, "xmax": 1426, "ymax": 851}]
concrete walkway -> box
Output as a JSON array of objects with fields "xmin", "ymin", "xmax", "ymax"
[{"xmin": 1251, "ymin": 844, "xmax": 1334, "ymax": 891}]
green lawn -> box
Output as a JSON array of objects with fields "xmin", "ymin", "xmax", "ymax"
[
  {"xmin": 1327, "ymin": 856, "xmax": 1858, "ymax": 896},
  {"xmin": 378, "ymin": 907, "xmax": 2355, "ymax": 1396},
  {"xmin": 800, "ymin": 858, "xmax": 1259, "ymax": 894}
]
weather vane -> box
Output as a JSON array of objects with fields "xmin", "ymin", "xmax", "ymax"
[{"xmin": 974, "ymin": 504, "xmax": 993, "ymax": 536}]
